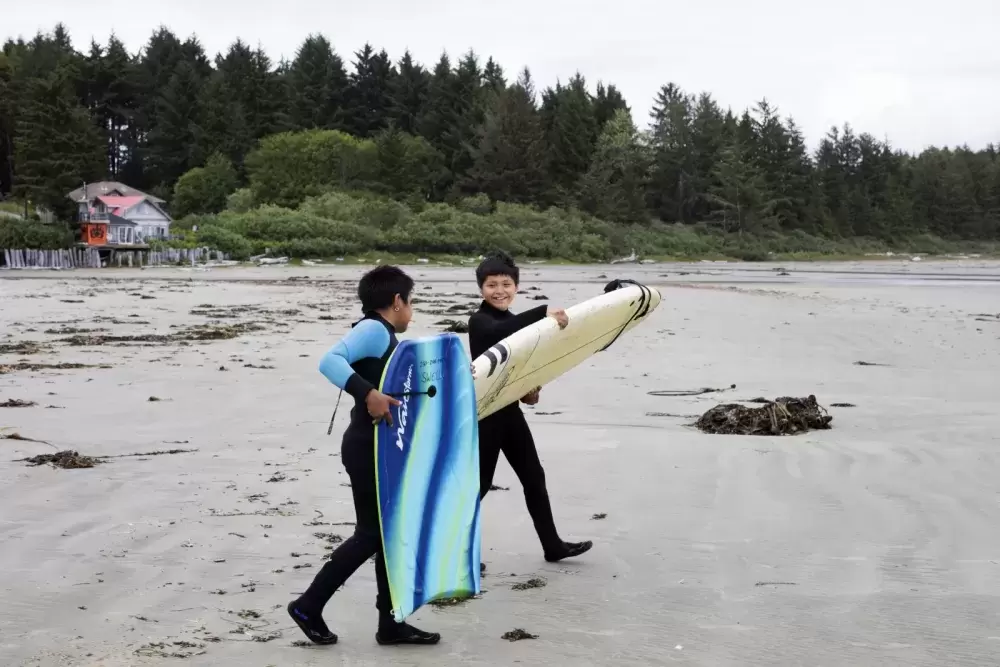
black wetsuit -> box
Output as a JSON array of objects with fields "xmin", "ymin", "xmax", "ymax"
[{"xmin": 469, "ymin": 301, "xmax": 567, "ymax": 555}]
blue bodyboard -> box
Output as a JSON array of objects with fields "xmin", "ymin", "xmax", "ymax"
[{"xmin": 375, "ymin": 332, "xmax": 481, "ymax": 622}]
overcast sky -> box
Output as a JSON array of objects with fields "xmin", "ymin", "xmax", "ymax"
[{"xmin": 4, "ymin": 0, "xmax": 999, "ymax": 153}]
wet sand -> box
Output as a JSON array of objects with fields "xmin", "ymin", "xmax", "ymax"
[{"xmin": 2, "ymin": 260, "xmax": 999, "ymax": 666}]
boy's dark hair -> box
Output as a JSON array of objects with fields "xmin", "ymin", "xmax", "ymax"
[
  {"xmin": 357, "ymin": 265, "xmax": 414, "ymax": 313},
  {"xmin": 476, "ymin": 250, "xmax": 519, "ymax": 287}
]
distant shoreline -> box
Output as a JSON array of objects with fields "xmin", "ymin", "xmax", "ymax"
[{"xmin": 4, "ymin": 257, "xmax": 1000, "ymax": 286}]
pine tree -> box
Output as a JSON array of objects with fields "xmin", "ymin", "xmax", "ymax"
[
  {"xmin": 195, "ymin": 71, "xmax": 251, "ymax": 172},
  {"xmin": 543, "ymin": 73, "xmax": 598, "ymax": 204},
  {"xmin": 467, "ymin": 67, "xmax": 549, "ymax": 204},
  {"xmin": 593, "ymin": 82, "xmax": 629, "ymax": 132},
  {"xmin": 346, "ymin": 44, "xmax": 396, "ymax": 137},
  {"xmin": 131, "ymin": 28, "xmax": 205, "ymax": 190},
  {"xmin": 483, "ymin": 57, "xmax": 506, "ymax": 93},
  {"xmin": 416, "ymin": 53, "xmax": 458, "ymax": 199},
  {"xmin": 745, "ymin": 100, "xmax": 791, "ymax": 228},
  {"xmin": 0, "ymin": 52, "xmax": 16, "ymax": 198},
  {"xmin": 145, "ymin": 59, "xmax": 204, "ymax": 188},
  {"xmin": 444, "ymin": 50, "xmax": 486, "ymax": 194},
  {"xmin": 780, "ymin": 117, "xmax": 816, "ymax": 232},
  {"xmin": 13, "ymin": 70, "xmax": 105, "ymax": 218},
  {"xmin": 706, "ymin": 139, "xmax": 779, "ymax": 235},
  {"xmin": 389, "ymin": 51, "xmax": 429, "ymax": 134},
  {"xmin": 648, "ymin": 83, "xmax": 695, "ymax": 222},
  {"xmin": 578, "ymin": 108, "xmax": 650, "ymax": 223},
  {"xmin": 287, "ymin": 34, "xmax": 348, "ymax": 131},
  {"xmin": 85, "ymin": 35, "xmax": 138, "ymax": 178},
  {"xmin": 134, "ymin": 28, "xmax": 187, "ymax": 134},
  {"xmin": 687, "ymin": 92, "xmax": 727, "ymax": 221},
  {"xmin": 215, "ymin": 40, "xmax": 286, "ymax": 143}
]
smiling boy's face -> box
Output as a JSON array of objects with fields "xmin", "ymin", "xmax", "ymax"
[{"xmin": 481, "ymin": 274, "xmax": 517, "ymax": 311}]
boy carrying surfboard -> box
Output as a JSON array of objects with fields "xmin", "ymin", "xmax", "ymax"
[
  {"xmin": 469, "ymin": 251, "xmax": 593, "ymax": 564},
  {"xmin": 288, "ymin": 265, "xmax": 440, "ymax": 647}
]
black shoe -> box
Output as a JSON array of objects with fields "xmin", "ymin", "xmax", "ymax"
[
  {"xmin": 376, "ymin": 621, "xmax": 441, "ymax": 646},
  {"xmin": 544, "ymin": 540, "xmax": 593, "ymax": 562},
  {"xmin": 287, "ymin": 601, "xmax": 338, "ymax": 645}
]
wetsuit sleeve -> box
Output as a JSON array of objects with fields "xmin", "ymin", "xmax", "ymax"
[
  {"xmin": 318, "ymin": 319, "xmax": 391, "ymax": 402},
  {"xmin": 469, "ymin": 304, "xmax": 548, "ymax": 351}
]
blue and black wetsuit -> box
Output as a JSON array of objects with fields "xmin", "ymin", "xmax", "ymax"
[
  {"xmin": 297, "ymin": 313, "xmax": 395, "ymax": 615},
  {"xmin": 469, "ymin": 301, "xmax": 591, "ymax": 561},
  {"xmin": 290, "ymin": 313, "xmax": 439, "ymax": 644}
]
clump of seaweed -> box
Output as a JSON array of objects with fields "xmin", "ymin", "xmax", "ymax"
[
  {"xmin": 59, "ymin": 323, "xmax": 264, "ymax": 347},
  {"xmin": 21, "ymin": 450, "xmax": 101, "ymax": 469},
  {"xmin": 0, "ymin": 399, "xmax": 37, "ymax": 408},
  {"xmin": 436, "ymin": 319, "xmax": 469, "ymax": 333},
  {"xmin": 0, "ymin": 341, "xmax": 47, "ymax": 355},
  {"xmin": 0, "ymin": 362, "xmax": 112, "ymax": 375},
  {"xmin": 16, "ymin": 447, "xmax": 196, "ymax": 469},
  {"xmin": 428, "ymin": 594, "xmax": 477, "ymax": 607},
  {"xmin": 695, "ymin": 395, "xmax": 833, "ymax": 436},
  {"xmin": 512, "ymin": 577, "xmax": 547, "ymax": 591},
  {"xmin": 44, "ymin": 327, "xmax": 107, "ymax": 335},
  {"xmin": 502, "ymin": 628, "xmax": 538, "ymax": 641}
]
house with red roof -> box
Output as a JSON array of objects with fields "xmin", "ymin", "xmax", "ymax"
[{"xmin": 67, "ymin": 182, "xmax": 172, "ymax": 246}]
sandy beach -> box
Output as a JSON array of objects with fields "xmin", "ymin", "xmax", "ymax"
[{"xmin": 2, "ymin": 259, "xmax": 999, "ymax": 666}]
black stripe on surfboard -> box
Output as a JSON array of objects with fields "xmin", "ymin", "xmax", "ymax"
[
  {"xmin": 484, "ymin": 348, "xmax": 499, "ymax": 376},
  {"xmin": 484, "ymin": 342, "xmax": 510, "ymax": 378}
]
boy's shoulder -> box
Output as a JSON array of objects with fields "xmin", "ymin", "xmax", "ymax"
[{"xmin": 347, "ymin": 317, "xmax": 392, "ymax": 342}]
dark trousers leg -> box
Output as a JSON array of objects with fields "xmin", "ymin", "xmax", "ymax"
[
  {"xmin": 479, "ymin": 425, "xmax": 503, "ymax": 501},
  {"xmin": 298, "ymin": 437, "xmax": 392, "ymax": 618},
  {"xmin": 479, "ymin": 413, "xmax": 562, "ymax": 552},
  {"xmin": 501, "ymin": 415, "xmax": 563, "ymax": 553}
]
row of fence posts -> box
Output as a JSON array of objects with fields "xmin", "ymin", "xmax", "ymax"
[{"xmin": 1, "ymin": 247, "xmax": 229, "ymax": 269}]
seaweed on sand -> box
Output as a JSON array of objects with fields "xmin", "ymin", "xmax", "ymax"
[
  {"xmin": 512, "ymin": 577, "xmax": 547, "ymax": 591},
  {"xmin": 436, "ymin": 319, "xmax": 469, "ymax": 333},
  {"xmin": 21, "ymin": 450, "xmax": 101, "ymax": 468},
  {"xmin": 16, "ymin": 447, "xmax": 197, "ymax": 469},
  {"xmin": 60, "ymin": 323, "xmax": 264, "ymax": 347},
  {"xmin": 0, "ymin": 362, "xmax": 112, "ymax": 375},
  {"xmin": 0, "ymin": 341, "xmax": 47, "ymax": 355},
  {"xmin": 0, "ymin": 399, "xmax": 36, "ymax": 408},
  {"xmin": 695, "ymin": 395, "xmax": 833, "ymax": 436},
  {"xmin": 428, "ymin": 594, "xmax": 477, "ymax": 607}
]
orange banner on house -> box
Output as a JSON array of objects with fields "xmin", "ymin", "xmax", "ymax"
[{"xmin": 83, "ymin": 223, "xmax": 108, "ymax": 246}]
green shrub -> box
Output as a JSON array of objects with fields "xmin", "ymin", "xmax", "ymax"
[
  {"xmin": 0, "ymin": 220, "xmax": 74, "ymax": 249},
  {"xmin": 226, "ymin": 188, "xmax": 255, "ymax": 213},
  {"xmin": 167, "ymin": 189, "xmax": 1000, "ymax": 262}
]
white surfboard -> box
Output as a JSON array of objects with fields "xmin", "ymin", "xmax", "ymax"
[{"xmin": 472, "ymin": 280, "xmax": 661, "ymax": 420}]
